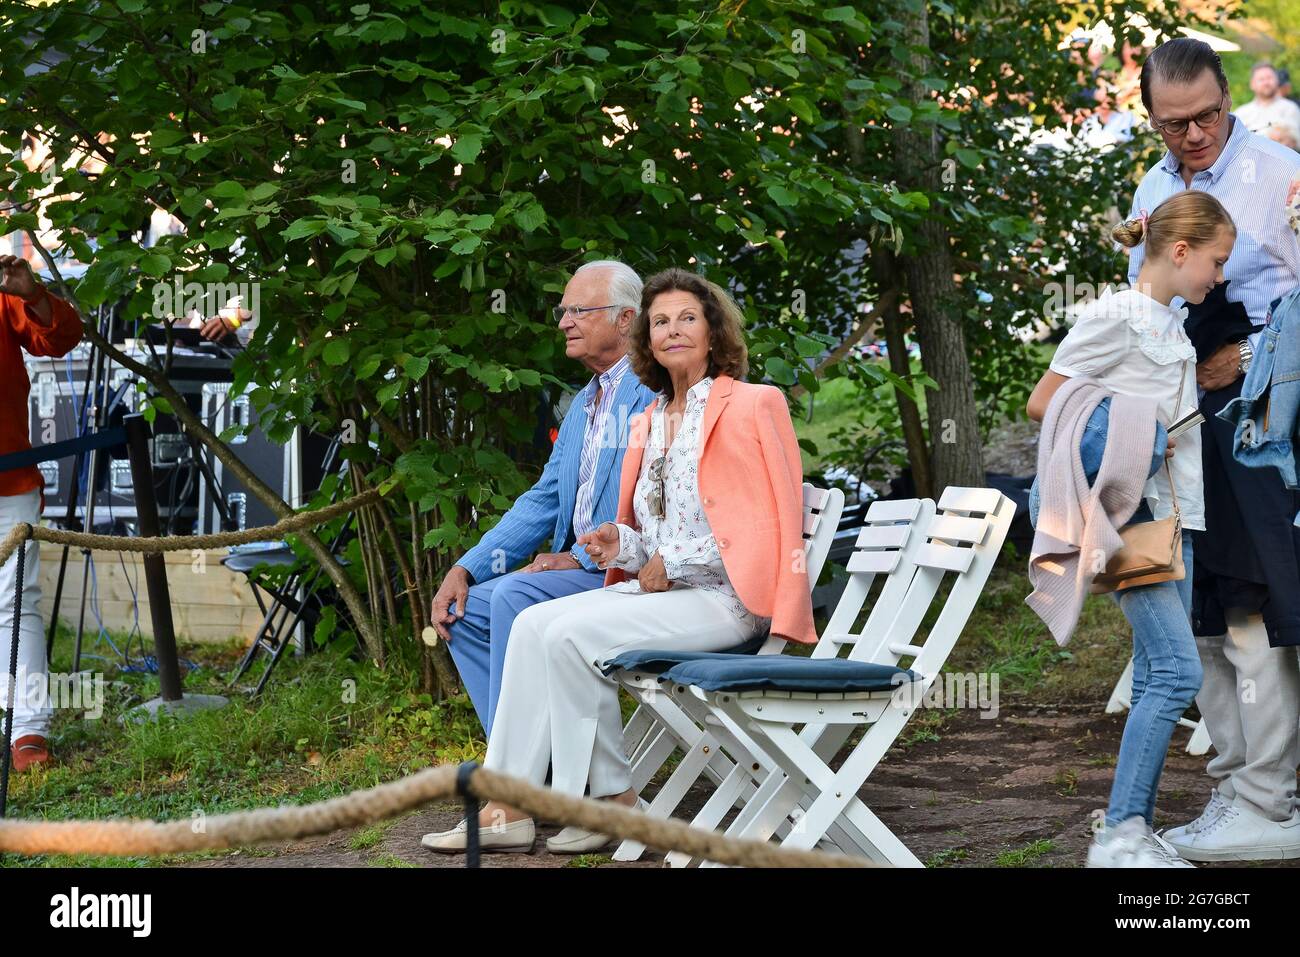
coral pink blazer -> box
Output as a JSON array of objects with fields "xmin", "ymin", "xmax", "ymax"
[{"xmin": 604, "ymin": 375, "xmax": 816, "ymax": 645}]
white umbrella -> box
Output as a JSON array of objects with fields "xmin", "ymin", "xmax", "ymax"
[
  {"xmin": 1059, "ymin": 15, "xmax": 1238, "ymax": 53},
  {"xmin": 1177, "ymin": 26, "xmax": 1240, "ymax": 53}
]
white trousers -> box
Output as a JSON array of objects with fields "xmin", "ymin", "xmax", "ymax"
[
  {"xmin": 0, "ymin": 490, "xmax": 48, "ymax": 739},
  {"xmin": 1196, "ymin": 608, "xmax": 1300, "ymax": 821},
  {"xmin": 484, "ymin": 585, "xmax": 753, "ymax": 799}
]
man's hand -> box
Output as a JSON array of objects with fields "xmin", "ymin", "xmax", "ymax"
[
  {"xmin": 0, "ymin": 255, "xmax": 40, "ymax": 301},
  {"xmin": 0, "ymin": 255, "xmax": 50, "ymax": 323},
  {"xmin": 577, "ymin": 523, "xmax": 620, "ymax": 569},
  {"xmin": 199, "ymin": 315, "xmax": 238, "ymax": 342},
  {"xmin": 1197, "ymin": 342, "xmax": 1242, "ymax": 392},
  {"xmin": 638, "ymin": 553, "xmax": 672, "ymax": 593},
  {"xmin": 521, "ymin": 551, "xmax": 580, "ymax": 573},
  {"xmin": 1164, "ymin": 436, "xmax": 1177, "ymax": 459},
  {"xmin": 430, "ymin": 565, "xmax": 472, "ymax": 641}
]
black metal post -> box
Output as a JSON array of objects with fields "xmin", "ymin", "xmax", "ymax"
[
  {"xmin": 123, "ymin": 414, "xmax": 183, "ymax": 702},
  {"xmin": 457, "ymin": 762, "xmax": 481, "ymax": 868}
]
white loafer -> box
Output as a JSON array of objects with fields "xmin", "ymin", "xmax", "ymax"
[
  {"xmin": 546, "ymin": 798, "xmax": 647, "ymax": 855},
  {"xmin": 421, "ymin": 817, "xmax": 536, "ymax": 854}
]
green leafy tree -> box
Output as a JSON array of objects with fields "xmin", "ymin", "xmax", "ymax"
[{"xmin": 1, "ymin": 0, "xmax": 1201, "ymax": 696}]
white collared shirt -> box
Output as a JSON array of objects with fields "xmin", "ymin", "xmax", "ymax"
[
  {"xmin": 1051, "ymin": 288, "xmax": 1205, "ymax": 531},
  {"xmin": 607, "ymin": 376, "xmax": 768, "ymax": 633}
]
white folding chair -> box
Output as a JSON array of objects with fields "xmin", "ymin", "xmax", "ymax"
[
  {"xmin": 653, "ymin": 496, "xmax": 938, "ymax": 867},
  {"xmin": 608, "ymin": 483, "xmax": 843, "ymax": 861},
  {"xmin": 665, "ymin": 487, "xmax": 1015, "ymax": 866}
]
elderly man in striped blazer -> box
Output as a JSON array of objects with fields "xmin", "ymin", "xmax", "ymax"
[{"xmin": 430, "ymin": 261, "xmax": 657, "ymax": 738}]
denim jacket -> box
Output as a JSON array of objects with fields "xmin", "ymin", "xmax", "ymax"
[{"xmin": 1217, "ymin": 286, "xmax": 1300, "ymax": 523}]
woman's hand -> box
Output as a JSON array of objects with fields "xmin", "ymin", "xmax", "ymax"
[
  {"xmin": 1164, "ymin": 436, "xmax": 1177, "ymax": 459},
  {"xmin": 577, "ymin": 522, "xmax": 620, "ymax": 569},
  {"xmin": 638, "ymin": 553, "xmax": 672, "ymax": 592}
]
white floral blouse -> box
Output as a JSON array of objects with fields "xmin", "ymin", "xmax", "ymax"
[{"xmin": 606, "ymin": 376, "xmax": 769, "ymax": 635}]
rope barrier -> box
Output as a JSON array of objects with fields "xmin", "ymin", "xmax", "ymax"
[
  {"xmin": 0, "ymin": 762, "xmax": 871, "ymax": 867},
  {"xmin": 0, "ymin": 487, "xmax": 384, "ymax": 569}
]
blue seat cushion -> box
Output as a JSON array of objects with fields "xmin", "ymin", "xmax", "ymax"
[
  {"xmin": 601, "ymin": 634, "xmax": 769, "ymax": 676},
  {"xmin": 659, "ymin": 656, "xmax": 917, "ymax": 694}
]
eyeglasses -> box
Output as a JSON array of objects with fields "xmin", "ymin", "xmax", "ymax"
[
  {"xmin": 1151, "ymin": 96, "xmax": 1227, "ymax": 136},
  {"xmin": 553, "ymin": 303, "xmax": 616, "ymax": 323},
  {"xmin": 647, "ymin": 455, "xmax": 667, "ymax": 519}
]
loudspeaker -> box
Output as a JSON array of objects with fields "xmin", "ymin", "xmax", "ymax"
[
  {"xmin": 26, "ymin": 351, "xmax": 204, "ymax": 529},
  {"xmin": 198, "ymin": 382, "xmax": 293, "ymax": 536}
]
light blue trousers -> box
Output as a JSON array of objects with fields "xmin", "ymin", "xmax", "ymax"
[
  {"xmin": 1106, "ymin": 532, "xmax": 1203, "ymax": 827},
  {"xmin": 445, "ymin": 568, "xmax": 605, "ymax": 738}
]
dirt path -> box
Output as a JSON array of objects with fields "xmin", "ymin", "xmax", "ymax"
[{"xmin": 183, "ymin": 703, "xmax": 1295, "ymax": 868}]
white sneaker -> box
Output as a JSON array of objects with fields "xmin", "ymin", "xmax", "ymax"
[
  {"xmin": 1164, "ymin": 802, "xmax": 1300, "ymax": 862},
  {"xmin": 1161, "ymin": 788, "xmax": 1230, "ymax": 843},
  {"xmin": 1087, "ymin": 816, "xmax": 1195, "ymax": 868},
  {"xmin": 421, "ymin": 816, "xmax": 536, "ymax": 854}
]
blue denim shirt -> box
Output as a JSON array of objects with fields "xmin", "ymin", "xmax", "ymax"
[
  {"xmin": 1029, "ymin": 397, "xmax": 1166, "ymax": 527},
  {"xmin": 1217, "ymin": 286, "xmax": 1300, "ymax": 524}
]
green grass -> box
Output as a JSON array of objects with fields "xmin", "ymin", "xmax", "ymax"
[
  {"xmin": 891, "ymin": 708, "xmax": 951, "ymax": 751},
  {"xmin": 926, "ymin": 847, "xmax": 970, "ymax": 867},
  {"xmin": 792, "ymin": 376, "xmax": 877, "ymax": 475},
  {"xmin": 367, "ymin": 852, "xmax": 418, "ymax": 868},
  {"xmin": 946, "ymin": 556, "xmax": 1133, "ymax": 705},
  {"xmin": 565, "ymin": 853, "xmax": 611, "ymax": 868},
  {"xmin": 5, "ymin": 623, "xmax": 486, "ymax": 868},
  {"xmin": 994, "ymin": 839, "xmax": 1056, "ymax": 867},
  {"xmin": 349, "ymin": 819, "xmax": 399, "ymax": 851},
  {"xmin": 1051, "ymin": 769, "xmax": 1079, "ymax": 798}
]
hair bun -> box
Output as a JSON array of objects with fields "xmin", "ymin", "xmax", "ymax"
[{"xmin": 1111, "ymin": 217, "xmax": 1145, "ymax": 248}]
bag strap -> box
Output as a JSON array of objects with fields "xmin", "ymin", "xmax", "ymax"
[{"xmin": 1161, "ymin": 360, "xmax": 1190, "ymax": 517}]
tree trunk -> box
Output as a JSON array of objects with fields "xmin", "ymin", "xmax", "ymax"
[
  {"xmin": 844, "ymin": 102, "xmax": 935, "ymax": 498},
  {"xmin": 873, "ymin": 249, "xmax": 934, "ymax": 499},
  {"xmin": 892, "ymin": 3, "xmax": 984, "ymax": 495}
]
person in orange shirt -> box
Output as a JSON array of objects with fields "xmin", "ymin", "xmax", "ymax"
[
  {"xmin": 423, "ymin": 267, "xmax": 814, "ymax": 855},
  {"xmin": 0, "ymin": 254, "xmax": 84, "ymax": 772}
]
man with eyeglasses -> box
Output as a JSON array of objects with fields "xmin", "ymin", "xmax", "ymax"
[
  {"xmin": 428, "ymin": 260, "xmax": 656, "ymax": 738},
  {"xmin": 1123, "ymin": 38, "xmax": 1300, "ymax": 863}
]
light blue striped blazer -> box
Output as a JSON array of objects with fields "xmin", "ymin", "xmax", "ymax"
[{"xmin": 458, "ymin": 370, "xmax": 658, "ymax": 581}]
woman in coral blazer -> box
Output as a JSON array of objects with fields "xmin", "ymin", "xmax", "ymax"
[
  {"xmin": 604, "ymin": 374, "xmax": 816, "ymax": 644},
  {"xmin": 423, "ymin": 267, "xmax": 814, "ymax": 856}
]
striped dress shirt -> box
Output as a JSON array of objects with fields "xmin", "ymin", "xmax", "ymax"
[
  {"xmin": 571, "ymin": 353, "xmax": 631, "ymax": 541},
  {"xmin": 1127, "ymin": 115, "xmax": 1300, "ymax": 346}
]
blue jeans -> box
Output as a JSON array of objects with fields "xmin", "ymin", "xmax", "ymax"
[
  {"xmin": 1106, "ymin": 531, "xmax": 1203, "ymax": 827},
  {"xmin": 445, "ymin": 568, "xmax": 605, "ymax": 738}
]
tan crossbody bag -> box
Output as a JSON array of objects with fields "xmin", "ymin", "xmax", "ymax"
[{"xmin": 1089, "ymin": 364, "xmax": 1189, "ymax": 595}]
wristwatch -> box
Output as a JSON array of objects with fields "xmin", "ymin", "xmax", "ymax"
[{"xmin": 1237, "ymin": 339, "xmax": 1254, "ymax": 375}]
